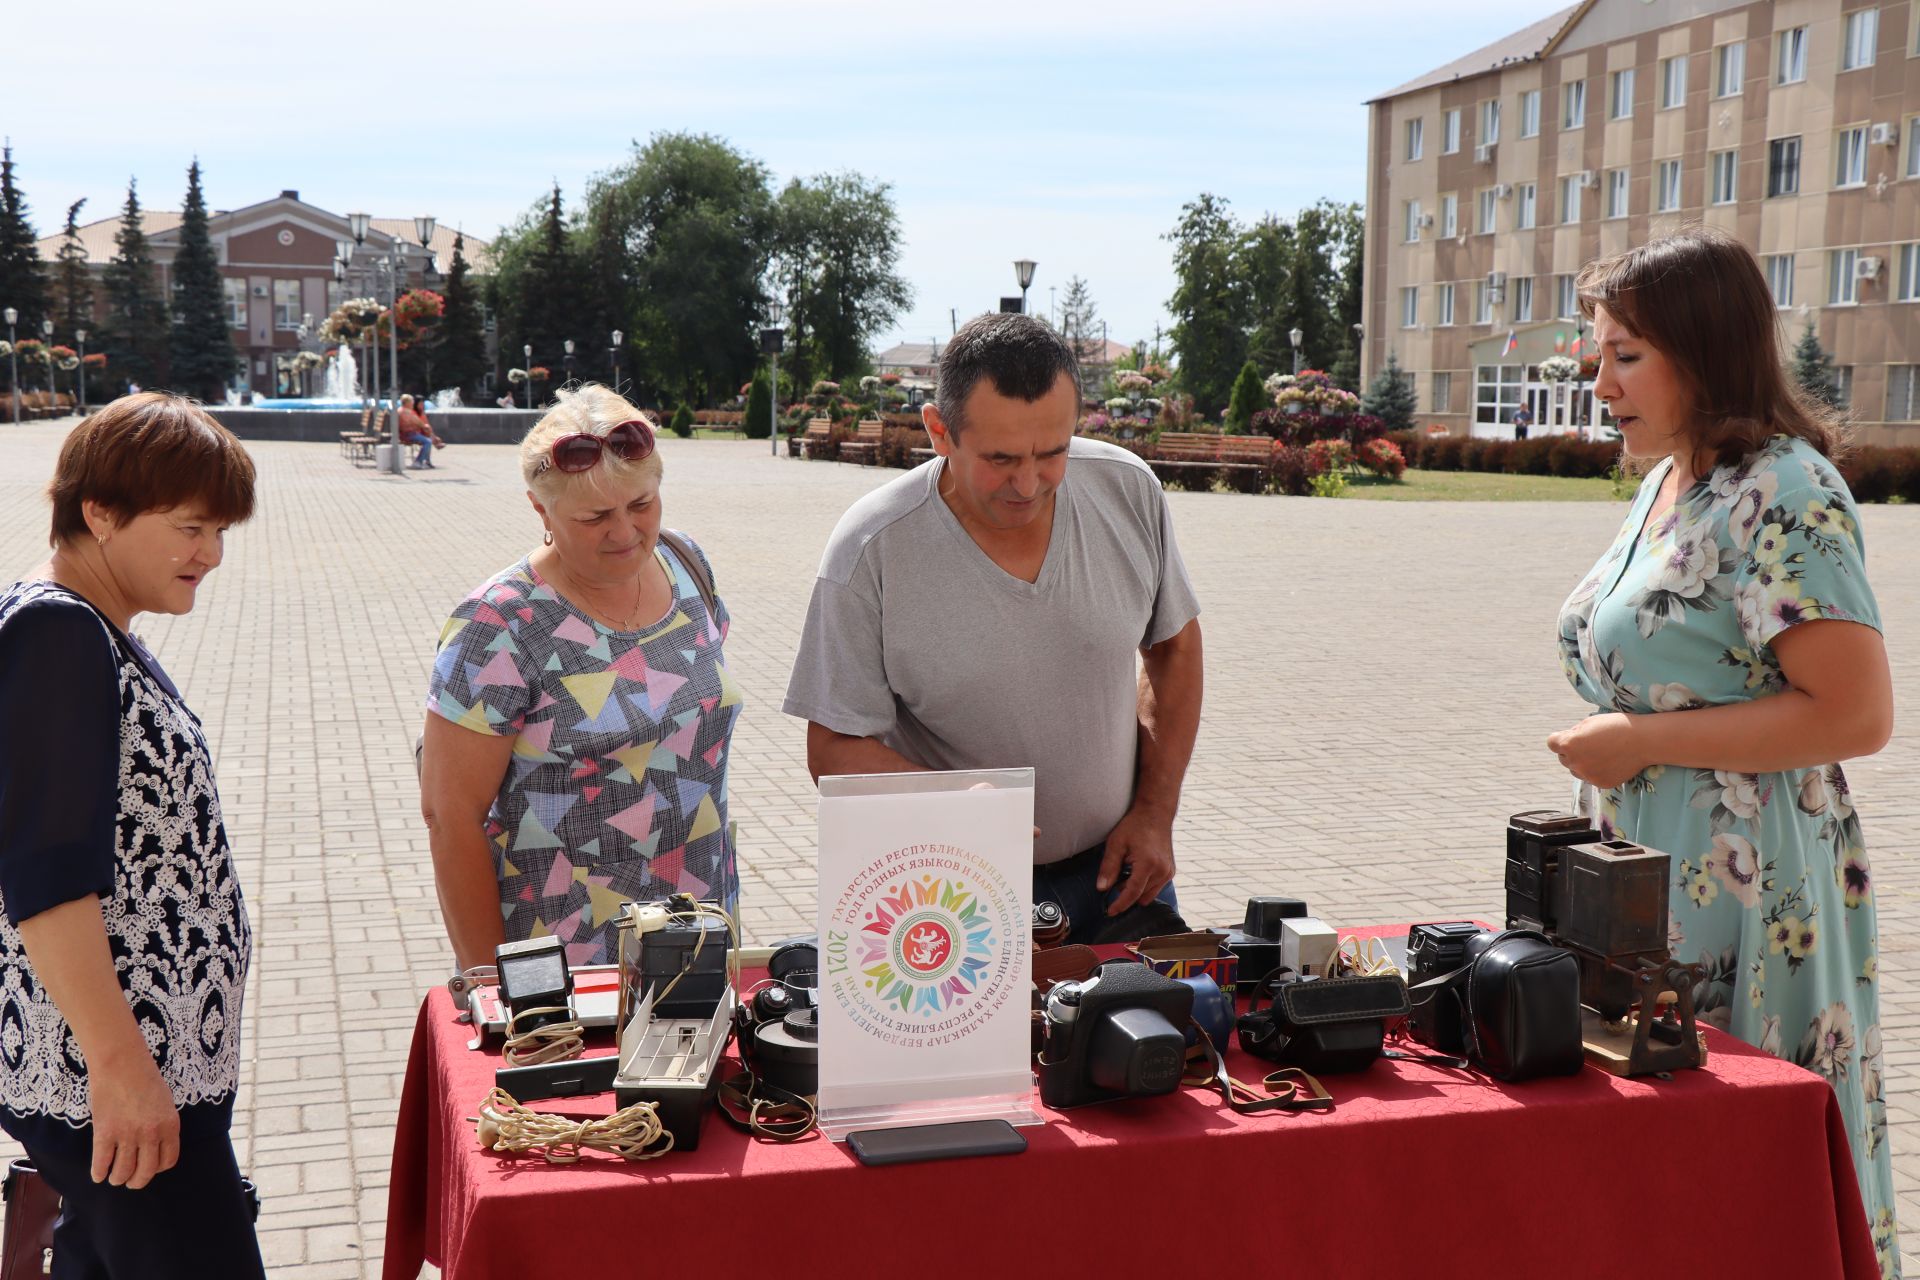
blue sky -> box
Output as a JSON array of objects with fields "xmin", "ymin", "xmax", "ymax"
[{"xmin": 7, "ymin": 0, "xmax": 1552, "ymax": 352}]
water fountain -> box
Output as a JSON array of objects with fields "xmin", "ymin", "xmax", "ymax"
[{"xmin": 323, "ymin": 347, "xmax": 360, "ymax": 402}]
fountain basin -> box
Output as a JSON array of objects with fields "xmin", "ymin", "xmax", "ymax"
[{"xmin": 210, "ymin": 405, "xmax": 545, "ymax": 444}]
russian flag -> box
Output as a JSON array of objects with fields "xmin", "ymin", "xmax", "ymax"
[{"xmin": 1502, "ymin": 329, "xmax": 1518, "ymax": 356}]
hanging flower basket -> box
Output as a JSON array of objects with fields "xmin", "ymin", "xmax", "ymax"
[{"xmin": 1539, "ymin": 356, "xmax": 1581, "ymax": 383}]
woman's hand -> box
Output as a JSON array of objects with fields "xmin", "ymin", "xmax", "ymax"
[
  {"xmin": 86, "ymin": 1049, "xmax": 180, "ymax": 1189},
  {"xmin": 1546, "ymin": 713, "xmax": 1646, "ymax": 789}
]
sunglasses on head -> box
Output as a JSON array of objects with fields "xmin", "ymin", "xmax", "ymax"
[{"xmin": 539, "ymin": 419, "xmax": 657, "ymax": 474}]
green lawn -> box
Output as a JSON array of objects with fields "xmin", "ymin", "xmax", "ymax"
[{"xmin": 1345, "ymin": 469, "xmax": 1624, "ymax": 502}]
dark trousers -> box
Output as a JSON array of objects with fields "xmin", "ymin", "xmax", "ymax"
[
  {"xmin": 1033, "ymin": 842, "xmax": 1186, "ymax": 945},
  {"xmin": 0, "ymin": 1098, "xmax": 264, "ymax": 1280}
]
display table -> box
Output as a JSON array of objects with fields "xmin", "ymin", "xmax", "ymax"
[{"xmin": 383, "ymin": 929, "xmax": 1878, "ymax": 1280}]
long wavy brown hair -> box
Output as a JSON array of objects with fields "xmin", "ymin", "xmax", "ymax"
[{"xmin": 1576, "ymin": 226, "xmax": 1847, "ymax": 472}]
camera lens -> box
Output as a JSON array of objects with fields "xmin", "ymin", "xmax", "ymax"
[{"xmin": 1087, "ymin": 1006, "xmax": 1186, "ymax": 1097}]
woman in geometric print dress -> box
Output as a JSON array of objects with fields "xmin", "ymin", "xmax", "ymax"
[
  {"xmin": 1549, "ymin": 228, "xmax": 1897, "ymax": 1275},
  {"xmin": 421, "ymin": 385, "xmax": 742, "ymax": 972}
]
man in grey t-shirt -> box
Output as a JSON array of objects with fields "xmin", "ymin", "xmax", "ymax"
[{"xmin": 784, "ymin": 313, "xmax": 1203, "ymax": 944}]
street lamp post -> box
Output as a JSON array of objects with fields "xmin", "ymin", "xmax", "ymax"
[
  {"xmin": 1350, "ymin": 322, "xmax": 1364, "ymax": 388},
  {"xmin": 564, "ymin": 338, "xmax": 576, "ymax": 387},
  {"xmin": 760, "ymin": 300, "xmax": 785, "ymax": 457},
  {"xmin": 1289, "ymin": 326, "xmax": 1304, "ymax": 375},
  {"xmin": 76, "ymin": 328, "xmax": 87, "ymax": 413},
  {"xmin": 523, "ymin": 344, "xmax": 533, "ymax": 410},
  {"xmin": 609, "ymin": 330, "xmax": 623, "ymax": 396},
  {"xmin": 40, "ymin": 319, "xmax": 54, "ymax": 406},
  {"xmin": 1013, "ymin": 259, "xmax": 1037, "ymax": 315},
  {"xmin": 4, "ymin": 307, "xmax": 17, "ymax": 425}
]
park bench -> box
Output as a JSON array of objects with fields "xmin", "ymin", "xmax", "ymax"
[
  {"xmin": 1152, "ymin": 432, "xmax": 1272, "ymax": 476},
  {"xmin": 838, "ymin": 419, "xmax": 885, "ymax": 466},
  {"xmin": 341, "ymin": 407, "xmax": 382, "ymax": 463},
  {"xmin": 801, "ymin": 417, "xmax": 836, "ymax": 460}
]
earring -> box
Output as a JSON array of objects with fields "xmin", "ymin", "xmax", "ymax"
[{"xmin": 542, "ymin": 529, "xmax": 554, "ymax": 546}]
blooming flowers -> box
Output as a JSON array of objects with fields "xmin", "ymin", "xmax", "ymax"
[
  {"xmin": 1840, "ymin": 852, "xmax": 1871, "ymax": 908},
  {"xmin": 1707, "ymin": 833, "xmax": 1764, "ymax": 908},
  {"xmin": 1752, "ymin": 523, "xmax": 1789, "ymax": 564},
  {"xmin": 1648, "ymin": 682, "xmax": 1702, "ymax": 711},
  {"xmin": 1803, "ymin": 499, "xmax": 1852, "ymax": 539},
  {"xmin": 1798, "ymin": 1001, "xmax": 1854, "ymax": 1079},
  {"xmin": 1652, "ymin": 534, "xmax": 1720, "ymax": 597}
]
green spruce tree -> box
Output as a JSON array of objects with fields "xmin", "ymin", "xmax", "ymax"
[
  {"xmin": 670, "ymin": 402, "xmax": 695, "ymax": 438},
  {"xmin": 434, "ymin": 232, "xmax": 488, "ymax": 400},
  {"xmin": 168, "ymin": 161, "xmax": 236, "ymax": 401},
  {"xmin": 1791, "ymin": 319, "xmax": 1842, "ymax": 408},
  {"xmin": 1224, "ymin": 360, "xmax": 1266, "ymax": 433},
  {"xmin": 99, "ymin": 179, "xmax": 169, "ymax": 392},
  {"xmin": 743, "ymin": 369, "xmax": 773, "ymax": 440},
  {"xmin": 1361, "ymin": 351, "xmax": 1418, "ymax": 431},
  {"xmin": 53, "ymin": 200, "xmax": 90, "ymax": 346},
  {"xmin": 0, "ymin": 143, "xmax": 51, "ymax": 341}
]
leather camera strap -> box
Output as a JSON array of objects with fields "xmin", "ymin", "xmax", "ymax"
[
  {"xmin": 1185, "ymin": 1019, "xmax": 1334, "ymax": 1115},
  {"xmin": 717, "ymin": 1066, "xmax": 817, "ymax": 1142}
]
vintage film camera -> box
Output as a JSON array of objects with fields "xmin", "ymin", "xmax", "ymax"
[
  {"xmin": 610, "ymin": 895, "xmax": 738, "ymax": 1149},
  {"xmin": 1037, "ymin": 962, "xmax": 1193, "ymax": 1109},
  {"xmin": 732, "ymin": 937, "xmax": 821, "ymax": 1099},
  {"xmin": 1505, "ymin": 811, "xmax": 1704, "ymax": 1074},
  {"xmin": 1404, "ymin": 921, "xmax": 1482, "ymax": 1054}
]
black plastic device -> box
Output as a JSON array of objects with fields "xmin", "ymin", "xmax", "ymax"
[{"xmin": 846, "ymin": 1120, "xmax": 1028, "ymax": 1167}]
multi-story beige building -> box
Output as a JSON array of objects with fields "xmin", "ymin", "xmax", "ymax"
[{"xmin": 1364, "ymin": 0, "xmax": 1920, "ymax": 446}]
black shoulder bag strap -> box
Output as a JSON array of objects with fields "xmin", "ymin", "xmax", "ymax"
[{"xmin": 656, "ymin": 530, "xmax": 718, "ymax": 619}]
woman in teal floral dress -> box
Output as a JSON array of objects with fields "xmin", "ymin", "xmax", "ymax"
[{"xmin": 1550, "ymin": 228, "xmax": 1897, "ymax": 1274}]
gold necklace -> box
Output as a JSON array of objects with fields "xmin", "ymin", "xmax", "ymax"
[{"xmin": 559, "ymin": 557, "xmax": 650, "ymax": 631}]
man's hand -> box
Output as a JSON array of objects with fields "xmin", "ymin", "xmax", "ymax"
[
  {"xmin": 1097, "ymin": 806, "xmax": 1176, "ymax": 916},
  {"xmin": 87, "ymin": 1049, "xmax": 180, "ymax": 1189},
  {"xmin": 1546, "ymin": 713, "xmax": 1645, "ymax": 789}
]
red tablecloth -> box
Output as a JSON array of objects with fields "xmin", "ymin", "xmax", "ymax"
[{"xmin": 384, "ymin": 931, "xmax": 1877, "ymax": 1280}]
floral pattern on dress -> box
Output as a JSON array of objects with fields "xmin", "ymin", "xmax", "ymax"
[{"xmin": 1556, "ymin": 436, "xmax": 1897, "ymax": 1270}]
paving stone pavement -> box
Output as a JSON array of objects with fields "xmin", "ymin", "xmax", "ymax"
[{"xmin": 1, "ymin": 418, "xmax": 1917, "ymax": 1276}]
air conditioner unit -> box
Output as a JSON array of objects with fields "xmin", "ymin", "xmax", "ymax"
[
  {"xmin": 1869, "ymin": 122, "xmax": 1895, "ymax": 146},
  {"xmin": 250, "ymin": 284, "xmax": 268, "ymax": 298},
  {"xmin": 1494, "ymin": 183, "xmax": 1514, "ymax": 199},
  {"xmin": 1419, "ymin": 213, "xmax": 1435, "ymax": 228},
  {"xmin": 1475, "ymin": 142, "xmax": 1496, "ymax": 164},
  {"xmin": 1578, "ymin": 169, "xmax": 1597, "ymax": 188},
  {"xmin": 1854, "ymin": 255, "xmax": 1882, "ymax": 281},
  {"xmin": 1487, "ymin": 271, "xmax": 1509, "ymax": 301}
]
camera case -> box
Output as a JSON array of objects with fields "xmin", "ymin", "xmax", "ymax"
[
  {"xmin": 1411, "ymin": 929, "xmax": 1584, "ymax": 1082},
  {"xmin": 1038, "ymin": 962, "xmax": 1194, "ymax": 1110},
  {"xmin": 1237, "ymin": 972, "xmax": 1410, "ymax": 1074}
]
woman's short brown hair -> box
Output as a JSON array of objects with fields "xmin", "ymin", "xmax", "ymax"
[
  {"xmin": 1576, "ymin": 225, "xmax": 1846, "ymax": 470},
  {"xmin": 48, "ymin": 392, "xmax": 258, "ymax": 546}
]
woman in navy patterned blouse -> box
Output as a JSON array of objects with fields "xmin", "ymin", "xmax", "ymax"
[{"xmin": 0, "ymin": 394, "xmax": 265, "ymax": 1277}]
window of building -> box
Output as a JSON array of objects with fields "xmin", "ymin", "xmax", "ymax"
[
  {"xmin": 1896, "ymin": 243, "xmax": 1920, "ymax": 301},
  {"xmin": 1833, "ymin": 365, "xmax": 1853, "ymax": 408},
  {"xmin": 1563, "ymin": 80, "xmax": 1586, "ymax": 128},
  {"xmin": 1765, "ymin": 253, "xmax": 1795, "ymax": 307},
  {"xmin": 1556, "ymin": 273, "xmax": 1578, "ymax": 318},
  {"xmin": 1715, "ymin": 41, "xmax": 1745, "ymax": 96},
  {"xmin": 1777, "ymin": 26, "xmax": 1807, "ymax": 84},
  {"xmin": 1610, "ymin": 68, "xmax": 1635, "ymax": 119},
  {"xmin": 1437, "ymin": 283, "xmax": 1456, "ymax": 325},
  {"xmin": 1516, "ymin": 183, "xmax": 1537, "ymax": 229},
  {"xmin": 1475, "ymin": 281, "xmax": 1494, "ymax": 324},
  {"xmin": 1660, "ymin": 55, "xmax": 1688, "ymax": 108},
  {"xmin": 1560, "ymin": 175, "xmax": 1583, "ymax": 222},
  {"xmin": 1606, "ymin": 168, "xmax": 1630, "ymax": 217},
  {"xmin": 1889, "ymin": 365, "xmax": 1920, "ymax": 420},
  {"xmin": 1432, "ymin": 371, "xmax": 1453, "ymax": 413},
  {"xmin": 1520, "ymin": 90, "xmax": 1541, "ymax": 138},
  {"xmin": 223, "ymin": 277, "xmax": 247, "ymax": 328},
  {"xmin": 1909, "ymin": 117, "xmax": 1920, "ymax": 178},
  {"xmin": 1402, "ymin": 286, "xmax": 1420, "ymax": 328},
  {"xmin": 1767, "ymin": 136, "xmax": 1801, "ymax": 196},
  {"xmin": 1443, "ymin": 108, "xmax": 1461, "ymax": 153},
  {"xmin": 1710, "ymin": 150, "xmax": 1738, "ymax": 204},
  {"xmin": 1405, "ymin": 199, "xmax": 1423, "ymax": 242},
  {"xmin": 1406, "ymin": 117, "xmax": 1424, "ymax": 161},
  {"xmin": 1480, "ymin": 99, "xmax": 1501, "ymax": 145},
  {"xmin": 1478, "ymin": 188, "xmax": 1498, "ymax": 234},
  {"xmin": 1513, "ymin": 276, "xmax": 1535, "ymax": 322},
  {"xmin": 1842, "ymin": 8, "xmax": 1877, "ymax": 70},
  {"xmin": 272, "ymin": 279, "xmax": 301, "ymax": 330},
  {"xmin": 1656, "ymin": 160, "xmax": 1682, "ymax": 211},
  {"xmin": 1836, "ymin": 127, "xmax": 1868, "ymax": 187},
  {"xmin": 1829, "ymin": 248, "xmax": 1859, "ymax": 305},
  {"xmin": 1441, "ymin": 193, "xmax": 1458, "ymax": 238},
  {"xmin": 1475, "ymin": 363, "xmax": 1524, "ymax": 425}
]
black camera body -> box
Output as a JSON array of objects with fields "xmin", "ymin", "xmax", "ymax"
[
  {"xmin": 1405, "ymin": 921, "xmax": 1482, "ymax": 1053},
  {"xmin": 1505, "ymin": 813, "xmax": 1672, "ymax": 1019},
  {"xmin": 1222, "ymin": 896, "xmax": 1308, "ymax": 993},
  {"xmin": 1038, "ymin": 962, "xmax": 1194, "ymax": 1109},
  {"xmin": 734, "ymin": 985, "xmax": 818, "ymax": 1097}
]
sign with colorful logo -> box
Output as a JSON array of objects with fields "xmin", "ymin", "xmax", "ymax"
[{"xmin": 816, "ymin": 770, "xmax": 1038, "ymax": 1138}]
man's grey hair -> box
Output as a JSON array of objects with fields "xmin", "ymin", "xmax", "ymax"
[{"xmin": 935, "ymin": 312, "xmax": 1080, "ymax": 438}]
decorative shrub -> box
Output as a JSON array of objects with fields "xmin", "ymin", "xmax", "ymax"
[
  {"xmin": 1304, "ymin": 438, "xmax": 1353, "ymax": 475},
  {"xmin": 1080, "ymin": 412, "xmax": 1112, "ymax": 433},
  {"xmin": 1841, "ymin": 447, "xmax": 1920, "ymax": 504},
  {"xmin": 1269, "ymin": 446, "xmax": 1313, "ymax": 496},
  {"xmin": 1356, "ymin": 437, "xmax": 1406, "ymax": 480},
  {"xmin": 670, "ymin": 403, "xmax": 695, "ymax": 438}
]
